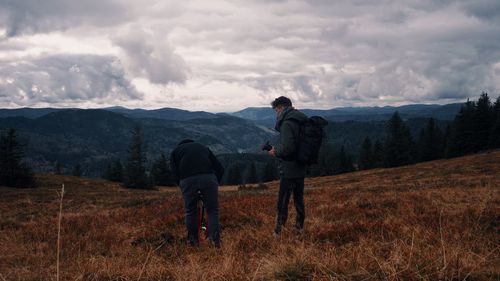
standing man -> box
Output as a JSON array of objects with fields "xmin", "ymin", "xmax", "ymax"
[
  {"xmin": 170, "ymin": 139, "xmax": 224, "ymax": 247},
  {"xmin": 267, "ymin": 96, "xmax": 308, "ymax": 236}
]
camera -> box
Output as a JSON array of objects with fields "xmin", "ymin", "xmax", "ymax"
[{"xmin": 261, "ymin": 141, "xmax": 272, "ymax": 151}]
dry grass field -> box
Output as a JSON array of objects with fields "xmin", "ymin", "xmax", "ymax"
[{"xmin": 0, "ymin": 151, "xmax": 499, "ymax": 280}]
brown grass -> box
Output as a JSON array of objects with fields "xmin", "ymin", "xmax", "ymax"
[{"xmin": 0, "ymin": 151, "xmax": 499, "ymax": 280}]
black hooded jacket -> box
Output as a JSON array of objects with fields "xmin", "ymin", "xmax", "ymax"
[{"xmin": 170, "ymin": 140, "xmax": 224, "ymax": 184}]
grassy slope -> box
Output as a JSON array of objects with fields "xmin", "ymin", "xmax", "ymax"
[{"xmin": 0, "ymin": 151, "xmax": 499, "ymax": 280}]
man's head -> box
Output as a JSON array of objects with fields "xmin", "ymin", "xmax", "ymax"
[{"xmin": 271, "ymin": 96, "xmax": 292, "ymax": 115}]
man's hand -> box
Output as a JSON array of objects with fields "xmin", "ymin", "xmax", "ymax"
[{"xmin": 268, "ymin": 146, "xmax": 276, "ymax": 157}]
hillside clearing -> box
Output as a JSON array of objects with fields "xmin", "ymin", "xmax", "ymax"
[{"xmin": 0, "ymin": 151, "xmax": 499, "ymax": 280}]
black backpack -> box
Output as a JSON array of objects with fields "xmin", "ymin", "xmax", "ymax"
[{"xmin": 295, "ymin": 116, "xmax": 328, "ymax": 165}]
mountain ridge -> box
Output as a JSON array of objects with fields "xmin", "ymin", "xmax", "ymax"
[
  {"xmin": 0, "ymin": 102, "xmax": 464, "ymax": 122},
  {"xmin": 0, "ymin": 102, "xmax": 463, "ymax": 177},
  {"xmin": 0, "ymin": 109, "xmax": 274, "ymax": 176},
  {"xmin": 230, "ymin": 103, "xmax": 463, "ymax": 126}
]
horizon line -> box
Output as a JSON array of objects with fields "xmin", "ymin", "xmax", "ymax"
[{"xmin": 0, "ymin": 101, "xmax": 466, "ymax": 114}]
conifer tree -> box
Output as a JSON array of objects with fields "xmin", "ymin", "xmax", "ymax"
[
  {"xmin": 226, "ymin": 164, "xmax": 242, "ymax": 185},
  {"xmin": 337, "ymin": 145, "xmax": 354, "ymax": 174},
  {"xmin": 0, "ymin": 128, "xmax": 36, "ymax": 188},
  {"xmin": 489, "ymin": 95, "xmax": 500, "ymax": 149},
  {"xmin": 372, "ymin": 139, "xmax": 384, "ymax": 168},
  {"xmin": 111, "ymin": 160, "xmax": 123, "ymax": 182},
  {"xmin": 54, "ymin": 161, "xmax": 63, "ymax": 175},
  {"xmin": 104, "ymin": 163, "xmax": 112, "ymax": 179},
  {"xmin": 358, "ymin": 136, "xmax": 374, "ymax": 170},
  {"xmin": 416, "ymin": 128, "xmax": 425, "ymax": 160},
  {"xmin": 418, "ymin": 118, "xmax": 443, "ymax": 161},
  {"xmin": 446, "ymin": 99, "xmax": 476, "ymax": 157},
  {"xmin": 493, "ymin": 95, "xmax": 500, "ymax": 114},
  {"xmin": 262, "ymin": 159, "xmax": 278, "ymax": 182},
  {"xmin": 384, "ymin": 112, "xmax": 415, "ymax": 167},
  {"xmin": 151, "ymin": 153, "xmax": 174, "ymax": 186},
  {"xmin": 311, "ymin": 142, "xmax": 336, "ymax": 176},
  {"xmin": 123, "ymin": 126, "xmax": 150, "ymax": 189},
  {"xmin": 245, "ymin": 162, "xmax": 259, "ymax": 184},
  {"xmin": 72, "ymin": 163, "xmax": 82, "ymax": 177},
  {"xmin": 472, "ymin": 92, "xmax": 492, "ymax": 151},
  {"xmin": 443, "ymin": 124, "xmax": 452, "ymax": 158},
  {"xmin": 104, "ymin": 160, "xmax": 123, "ymax": 182}
]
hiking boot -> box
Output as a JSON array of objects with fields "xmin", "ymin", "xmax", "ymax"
[
  {"xmin": 209, "ymin": 238, "xmax": 221, "ymax": 249},
  {"xmin": 272, "ymin": 229, "xmax": 281, "ymax": 237},
  {"xmin": 187, "ymin": 234, "xmax": 199, "ymax": 247}
]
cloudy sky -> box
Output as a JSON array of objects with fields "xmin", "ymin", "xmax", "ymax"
[{"xmin": 0, "ymin": 0, "xmax": 499, "ymax": 112}]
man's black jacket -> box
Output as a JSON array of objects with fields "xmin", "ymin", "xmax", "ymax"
[{"xmin": 170, "ymin": 141, "xmax": 224, "ymax": 184}]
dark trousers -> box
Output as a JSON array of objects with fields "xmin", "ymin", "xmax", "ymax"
[
  {"xmin": 179, "ymin": 173, "xmax": 220, "ymax": 245},
  {"xmin": 275, "ymin": 177, "xmax": 305, "ymax": 233}
]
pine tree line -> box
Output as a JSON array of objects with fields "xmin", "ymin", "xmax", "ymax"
[
  {"xmin": 103, "ymin": 93, "xmax": 500, "ymax": 187},
  {"xmin": 222, "ymin": 144, "xmax": 358, "ymax": 185},
  {"xmin": 0, "ymin": 128, "xmax": 36, "ymax": 188},
  {"xmin": 357, "ymin": 92, "xmax": 500, "ymax": 170},
  {"xmin": 222, "ymin": 158, "xmax": 280, "ymax": 185},
  {"xmin": 306, "ymin": 143, "xmax": 355, "ymax": 177},
  {"xmin": 103, "ymin": 127, "xmax": 275, "ymax": 188},
  {"xmin": 3, "ymin": 92, "xmax": 496, "ymax": 188},
  {"xmin": 445, "ymin": 93, "xmax": 500, "ymax": 157},
  {"xmin": 102, "ymin": 126, "xmax": 176, "ymax": 189}
]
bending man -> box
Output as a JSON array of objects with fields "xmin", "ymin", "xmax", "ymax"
[{"xmin": 170, "ymin": 139, "xmax": 224, "ymax": 247}]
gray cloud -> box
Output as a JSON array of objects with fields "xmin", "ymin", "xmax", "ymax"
[
  {"xmin": 0, "ymin": 0, "xmax": 499, "ymax": 109},
  {"xmin": 460, "ymin": 0, "xmax": 500, "ymax": 23},
  {"xmin": 0, "ymin": 0, "xmax": 132, "ymax": 37},
  {"xmin": 0, "ymin": 54, "xmax": 142, "ymax": 106},
  {"xmin": 170, "ymin": 0, "xmax": 500, "ymax": 107},
  {"xmin": 113, "ymin": 27, "xmax": 189, "ymax": 85}
]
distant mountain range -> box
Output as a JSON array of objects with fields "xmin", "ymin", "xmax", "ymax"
[
  {"xmin": 0, "ymin": 102, "xmax": 464, "ymax": 177},
  {"xmin": 231, "ymin": 103, "xmax": 463, "ymax": 127},
  {"xmin": 0, "ymin": 109, "xmax": 274, "ymax": 176},
  {"xmin": 105, "ymin": 106, "xmax": 221, "ymax": 120},
  {"xmin": 0, "ymin": 103, "xmax": 463, "ymax": 122},
  {"xmin": 0, "ymin": 106, "xmax": 221, "ymax": 120}
]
